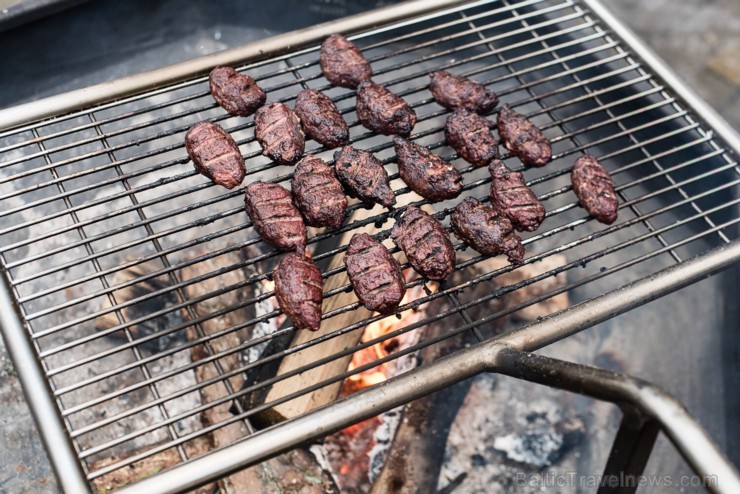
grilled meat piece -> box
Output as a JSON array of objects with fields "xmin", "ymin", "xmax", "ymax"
[
  {"xmin": 185, "ymin": 121, "xmax": 245, "ymax": 189},
  {"xmin": 291, "ymin": 155, "xmax": 347, "ymax": 229},
  {"xmin": 254, "ymin": 102, "xmax": 305, "ymax": 165},
  {"xmin": 274, "ymin": 252, "xmax": 323, "ymax": 331},
  {"xmin": 489, "ymin": 159, "xmax": 545, "ymax": 232},
  {"xmin": 333, "ymin": 146, "xmax": 395, "ymax": 207},
  {"xmin": 498, "ymin": 105, "xmax": 552, "ymax": 167},
  {"xmin": 391, "ymin": 206, "xmax": 455, "ymax": 281},
  {"xmin": 356, "ymin": 80, "xmax": 416, "ymax": 137},
  {"xmin": 571, "ymin": 155, "xmax": 619, "ymax": 224},
  {"xmin": 451, "ymin": 198, "xmax": 524, "ymax": 264},
  {"xmin": 209, "ymin": 66, "xmax": 266, "ymax": 117},
  {"xmin": 344, "ymin": 233, "xmax": 406, "ymax": 314},
  {"xmin": 497, "ymin": 104, "xmax": 551, "ymax": 167},
  {"xmin": 319, "ymin": 34, "xmax": 373, "ymax": 89},
  {"xmin": 445, "ymin": 109, "xmax": 498, "ymax": 167},
  {"xmin": 393, "ymin": 137, "xmax": 462, "ymax": 202},
  {"xmin": 294, "ymin": 89, "xmax": 349, "ymax": 149},
  {"xmin": 244, "ymin": 181, "xmax": 307, "ymax": 252},
  {"xmin": 429, "ymin": 71, "xmax": 498, "ymax": 113}
]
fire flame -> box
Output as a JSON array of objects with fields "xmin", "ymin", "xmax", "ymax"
[{"xmin": 343, "ymin": 276, "xmax": 438, "ymax": 394}]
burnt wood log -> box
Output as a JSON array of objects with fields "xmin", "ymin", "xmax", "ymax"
[
  {"xmin": 180, "ymin": 250, "xmax": 339, "ymax": 494},
  {"xmin": 250, "ymin": 198, "xmax": 411, "ymax": 427},
  {"xmin": 369, "ymin": 259, "xmax": 510, "ymax": 494}
]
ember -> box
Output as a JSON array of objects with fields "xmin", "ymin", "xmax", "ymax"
[{"xmin": 342, "ymin": 274, "xmax": 437, "ymax": 395}]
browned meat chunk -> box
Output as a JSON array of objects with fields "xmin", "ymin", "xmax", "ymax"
[
  {"xmin": 445, "ymin": 109, "xmax": 498, "ymax": 167},
  {"xmin": 244, "ymin": 181, "xmax": 307, "ymax": 252},
  {"xmin": 489, "ymin": 159, "xmax": 545, "ymax": 232},
  {"xmin": 356, "ymin": 80, "xmax": 416, "ymax": 137},
  {"xmin": 429, "ymin": 71, "xmax": 498, "ymax": 114},
  {"xmin": 185, "ymin": 121, "xmax": 245, "ymax": 189},
  {"xmin": 291, "ymin": 155, "xmax": 347, "ymax": 229},
  {"xmin": 274, "ymin": 252, "xmax": 323, "ymax": 331},
  {"xmin": 254, "ymin": 102, "xmax": 305, "ymax": 165},
  {"xmin": 451, "ymin": 198, "xmax": 524, "ymax": 264},
  {"xmin": 391, "ymin": 206, "xmax": 455, "ymax": 281},
  {"xmin": 345, "ymin": 233, "xmax": 406, "ymax": 314},
  {"xmin": 571, "ymin": 155, "xmax": 619, "ymax": 224},
  {"xmin": 320, "ymin": 34, "xmax": 373, "ymax": 89},
  {"xmin": 333, "ymin": 146, "xmax": 395, "ymax": 207},
  {"xmin": 393, "ymin": 137, "xmax": 462, "ymax": 202},
  {"xmin": 209, "ymin": 66, "xmax": 266, "ymax": 117},
  {"xmin": 497, "ymin": 104, "xmax": 551, "ymax": 167},
  {"xmin": 294, "ymin": 89, "xmax": 349, "ymax": 149}
]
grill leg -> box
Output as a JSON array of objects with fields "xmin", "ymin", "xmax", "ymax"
[{"xmin": 598, "ymin": 408, "xmax": 659, "ymax": 494}]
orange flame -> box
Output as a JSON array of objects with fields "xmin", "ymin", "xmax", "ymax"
[{"xmin": 344, "ymin": 276, "xmax": 438, "ymax": 394}]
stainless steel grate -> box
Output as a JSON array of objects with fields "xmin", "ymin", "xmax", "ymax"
[{"xmin": 1, "ymin": 0, "xmax": 739, "ymax": 492}]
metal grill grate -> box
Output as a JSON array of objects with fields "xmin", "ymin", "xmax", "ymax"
[{"xmin": 0, "ymin": 0, "xmax": 739, "ymax": 490}]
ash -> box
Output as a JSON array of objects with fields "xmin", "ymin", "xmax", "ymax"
[
  {"xmin": 367, "ymin": 406, "xmax": 403, "ymax": 483},
  {"xmin": 439, "ymin": 374, "xmax": 586, "ymax": 494}
]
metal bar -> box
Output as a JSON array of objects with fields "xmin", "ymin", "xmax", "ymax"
[
  {"xmin": 493, "ymin": 347, "xmax": 740, "ymax": 494},
  {"xmin": 598, "ymin": 409, "xmax": 659, "ymax": 494},
  {"xmin": 41, "ymin": 159, "xmax": 740, "ymax": 379},
  {"xmin": 580, "ymin": 0, "xmax": 740, "ymax": 156},
  {"xmin": 29, "ymin": 132, "xmax": 733, "ymax": 348},
  {"xmin": 0, "ymin": 273, "xmax": 90, "ymax": 493},
  {"xmin": 0, "ymin": 0, "xmax": 474, "ymax": 131},
  {"xmin": 0, "ymin": 7, "xmax": 592, "ymax": 199},
  {"xmin": 115, "ymin": 240, "xmax": 740, "ymax": 494},
  {"xmin": 65, "ymin": 195, "xmax": 740, "ymax": 443},
  {"xmin": 493, "ymin": 348, "xmax": 738, "ymax": 494},
  {"xmin": 0, "ymin": 0, "xmax": 569, "ymax": 172},
  {"xmin": 5, "ymin": 87, "xmax": 686, "ymax": 283},
  {"xmin": 79, "ymin": 211, "xmax": 740, "ymax": 474}
]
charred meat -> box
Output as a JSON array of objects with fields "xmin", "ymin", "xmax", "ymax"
[
  {"xmin": 571, "ymin": 155, "xmax": 619, "ymax": 224},
  {"xmin": 356, "ymin": 80, "xmax": 416, "ymax": 137},
  {"xmin": 333, "ymin": 146, "xmax": 395, "ymax": 208},
  {"xmin": 345, "ymin": 233, "xmax": 406, "ymax": 314},
  {"xmin": 391, "ymin": 206, "xmax": 455, "ymax": 281},
  {"xmin": 244, "ymin": 181, "xmax": 307, "ymax": 252},
  {"xmin": 209, "ymin": 66, "xmax": 266, "ymax": 117},
  {"xmin": 429, "ymin": 71, "xmax": 498, "ymax": 113},
  {"xmin": 393, "ymin": 137, "xmax": 462, "ymax": 202},
  {"xmin": 489, "ymin": 159, "xmax": 545, "ymax": 232},
  {"xmin": 254, "ymin": 102, "xmax": 305, "ymax": 165},
  {"xmin": 451, "ymin": 198, "xmax": 524, "ymax": 264},
  {"xmin": 294, "ymin": 89, "xmax": 349, "ymax": 149},
  {"xmin": 274, "ymin": 252, "xmax": 323, "ymax": 331},
  {"xmin": 185, "ymin": 121, "xmax": 245, "ymax": 189},
  {"xmin": 319, "ymin": 34, "xmax": 373, "ymax": 89},
  {"xmin": 444, "ymin": 109, "xmax": 498, "ymax": 167},
  {"xmin": 291, "ymin": 155, "xmax": 348, "ymax": 229},
  {"xmin": 497, "ymin": 104, "xmax": 551, "ymax": 168}
]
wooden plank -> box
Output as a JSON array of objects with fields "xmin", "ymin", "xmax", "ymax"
[{"xmin": 254, "ymin": 201, "xmax": 405, "ymax": 426}]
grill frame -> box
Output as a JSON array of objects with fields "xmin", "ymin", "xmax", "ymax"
[{"xmin": 0, "ymin": 0, "xmax": 739, "ymax": 492}]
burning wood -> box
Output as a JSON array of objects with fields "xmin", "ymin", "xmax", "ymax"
[
  {"xmin": 179, "ymin": 249, "xmax": 339, "ymax": 494},
  {"xmin": 322, "ymin": 253, "xmax": 571, "ymax": 493},
  {"xmin": 341, "ymin": 273, "xmax": 436, "ymax": 395},
  {"xmin": 91, "ymin": 249, "xmax": 337, "ymax": 493},
  {"xmin": 251, "ymin": 203, "xmax": 405, "ymax": 427}
]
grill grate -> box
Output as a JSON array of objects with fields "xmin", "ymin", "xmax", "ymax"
[{"xmin": 0, "ymin": 0, "xmax": 738, "ymax": 488}]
